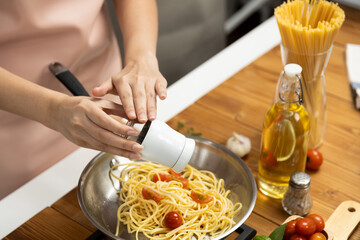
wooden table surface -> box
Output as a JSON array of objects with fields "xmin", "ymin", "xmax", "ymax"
[{"xmin": 4, "ymin": 5, "xmax": 360, "ymax": 240}]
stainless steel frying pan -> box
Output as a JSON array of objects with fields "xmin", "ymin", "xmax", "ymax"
[{"xmin": 78, "ymin": 136, "xmax": 257, "ymax": 240}]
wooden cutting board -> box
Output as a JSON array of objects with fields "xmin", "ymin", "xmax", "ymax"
[{"xmin": 324, "ymin": 201, "xmax": 360, "ymax": 240}]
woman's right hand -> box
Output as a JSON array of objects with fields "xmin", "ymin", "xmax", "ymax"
[{"xmin": 50, "ymin": 95, "xmax": 143, "ymax": 159}]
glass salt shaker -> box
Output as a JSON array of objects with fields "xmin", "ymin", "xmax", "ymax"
[{"xmin": 282, "ymin": 172, "xmax": 313, "ymax": 216}]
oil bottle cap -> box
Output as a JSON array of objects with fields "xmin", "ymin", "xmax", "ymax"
[{"xmin": 284, "ymin": 64, "xmax": 302, "ymax": 78}]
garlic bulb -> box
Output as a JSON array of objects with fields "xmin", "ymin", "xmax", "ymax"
[{"xmin": 226, "ymin": 132, "xmax": 251, "ymax": 157}]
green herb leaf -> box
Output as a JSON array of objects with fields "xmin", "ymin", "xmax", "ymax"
[
  {"xmin": 269, "ymin": 223, "xmax": 286, "ymax": 240},
  {"xmin": 253, "ymin": 235, "xmax": 271, "ymax": 240},
  {"xmin": 192, "ymin": 132, "xmax": 202, "ymax": 137},
  {"xmin": 177, "ymin": 122, "xmax": 202, "ymax": 137},
  {"xmin": 177, "ymin": 121, "xmax": 184, "ymax": 131},
  {"xmin": 186, "ymin": 127, "xmax": 195, "ymax": 134}
]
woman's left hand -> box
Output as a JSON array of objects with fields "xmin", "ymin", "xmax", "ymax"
[{"xmin": 92, "ymin": 53, "xmax": 167, "ymax": 123}]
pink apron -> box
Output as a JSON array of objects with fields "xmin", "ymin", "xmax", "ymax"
[{"xmin": 0, "ymin": 0, "xmax": 121, "ymax": 199}]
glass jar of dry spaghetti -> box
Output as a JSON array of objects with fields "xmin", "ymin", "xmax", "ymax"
[
  {"xmin": 274, "ymin": 0, "xmax": 345, "ymax": 148},
  {"xmin": 278, "ymin": 44, "xmax": 332, "ymax": 148}
]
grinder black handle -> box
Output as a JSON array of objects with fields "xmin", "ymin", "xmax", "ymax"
[
  {"xmin": 234, "ymin": 223, "xmax": 257, "ymax": 240},
  {"xmin": 48, "ymin": 62, "xmax": 89, "ymax": 96},
  {"xmin": 49, "ymin": 61, "xmax": 137, "ymax": 136}
]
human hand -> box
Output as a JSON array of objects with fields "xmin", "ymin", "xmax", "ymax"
[
  {"xmin": 92, "ymin": 54, "xmax": 167, "ymax": 123},
  {"xmin": 51, "ymin": 96, "xmax": 143, "ymax": 159}
]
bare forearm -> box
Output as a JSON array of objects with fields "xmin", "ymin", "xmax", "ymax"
[
  {"xmin": 94, "ymin": 0, "xmax": 166, "ymax": 122},
  {"xmin": 0, "ymin": 67, "xmax": 143, "ymax": 158},
  {"xmin": 0, "ymin": 67, "xmax": 65, "ymax": 129},
  {"xmin": 114, "ymin": 0, "xmax": 158, "ymax": 63}
]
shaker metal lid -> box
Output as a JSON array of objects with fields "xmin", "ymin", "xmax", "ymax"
[{"xmin": 290, "ymin": 172, "xmax": 311, "ymax": 188}]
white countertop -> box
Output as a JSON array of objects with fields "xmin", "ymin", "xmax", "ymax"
[{"xmin": 0, "ymin": 16, "xmax": 280, "ymax": 238}]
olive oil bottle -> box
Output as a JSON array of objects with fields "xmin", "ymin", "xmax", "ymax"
[{"xmin": 257, "ymin": 64, "xmax": 310, "ymax": 199}]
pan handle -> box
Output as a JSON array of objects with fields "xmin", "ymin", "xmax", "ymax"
[
  {"xmin": 234, "ymin": 223, "xmax": 257, "ymax": 240},
  {"xmin": 48, "ymin": 62, "xmax": 89, "ymax": 96},
  {"xmin": 85, "ymin": 230, "xmax": 104, "ymax": 240},
  {"xmin": 85, "ymin": 224, "xmax": 257, "ymax": 240}
]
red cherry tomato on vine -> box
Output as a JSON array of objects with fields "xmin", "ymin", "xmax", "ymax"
[
  {"xmin": 142, "ymin": 187, "xmax": 163, "ymax": 203},
  {"xmin": 306, "ymin": 149, "xmax": 323, "ymax": 170},
  {"xmin": 309, "ymin": 232, "xmax": 327, "ymax": 240},
  {"xmin": 164, "ymin": 211, "xmax": 183, "ymax": 229},
  {"xmin": 190, "ymin": 191, "xmax": 213, "ymax": 204},
  {"xmin": 295, "ymin": 218, "xmax": 316, "ymax": 236},
  {"xmin": 307, "ymin": 214, "xmax": 325, "ymax": 232},
  {"xmin": 284, "ymin": 220, "xmax": 298, "ymax": 239},
  {"xmin": 289, "ymin": 234, "xmax": 307, "ymax": 240}
]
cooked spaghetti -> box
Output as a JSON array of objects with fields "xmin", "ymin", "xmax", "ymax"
[
  {"xmin": 274, "ymin": 0, "xmax": 345, "ymax": 147},
  {"xmin": 110, "ymin": 162, "xmax": 242, "ymax": 240}
]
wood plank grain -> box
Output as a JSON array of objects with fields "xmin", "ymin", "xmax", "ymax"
[
  {"xmin": 51, "ymin": 188, "xmax": 98, "ymax": 232},
  {"xmin": 5, "ymin": 207, "xmax": 92, "ymax": 240},
  {"xmin": 244, "ymin": 212, "xmax": 279, "ymax": 236},
  {"xmin": 333, "ymin": 5, "xmax": 360, "ymax": 47},
  {"xmin": 350, "ymin": 225, "xmax": 360, "ymax": 240},
  {"xmin": 226, "ymin": 212, "xmax": 279, "ymax": 239}
]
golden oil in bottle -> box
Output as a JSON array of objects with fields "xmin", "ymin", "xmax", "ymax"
[{"xmin": 257, "ymin": 64, "xmax": 310, "ymax": 199}]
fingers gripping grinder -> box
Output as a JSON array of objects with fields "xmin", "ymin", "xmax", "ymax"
[
  {"xmin": 134, "ymin": 120, "xmax": 196, "ymax": 173},
  {"xmin": 47, "ymin": 62, "xmax": 194, "ymax": 172}
]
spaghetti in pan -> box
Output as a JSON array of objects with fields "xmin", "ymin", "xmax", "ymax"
[{"xmin": 110, "ymin": 162, "xmax": 242, "ymax": 240}]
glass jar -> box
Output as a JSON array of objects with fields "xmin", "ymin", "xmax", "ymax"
[{"xmin": 279, "ymin": 44, "xmax": 332, "ymax": 148}]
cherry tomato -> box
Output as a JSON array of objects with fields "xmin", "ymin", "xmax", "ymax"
[
  {"xmin": 171, "ymin": 175, "xmax": 189, "ymax": 188},
  {"xmin": 168, "ymin": 168, "xmax": 182, "ymax": 177},
  {"xmin": 309, "ymin": 232, "xmax": 326, "ymax": 240},
  {"xmin": 260, "ymin": 148, "xmax": 278, "ymax": 169},
  {"xmin": 152, "ymin": 172, "xmax": 188, "ymax": 188},
  {"xmin": 190, "ymin": 191, "xmax": 213, "ymax": 204},
  {"xmin": 307, "ymin": 214, "xmax": 325, "ymax": 232},
  {"xmin": 289, "ymin": 234, "xmax": 307, "ymax": 240},
  {"xmin": 295, "ymin": 218, "xmax": 316, "ymax": 236},
  {"xmin": 141, "ymin": 187, "xmax": 163, "ymax": 203},
  {"xmin": 164, "ymin": 211, "xmax": 183, "ymax": 229},
  {"xmin": 306, "ymin": 149, "xmax": 323, "ymax": 170},
  {"xmin": 153, "ymin": 173, "xmax": 172, "ymax": 183},
  {"xmin": 284, "ymin": 220, "xmax": 298, "ymax": 239}
]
